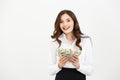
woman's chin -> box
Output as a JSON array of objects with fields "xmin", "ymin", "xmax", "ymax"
[{"xmin": 63, "ymin": 31, "xmax": 72, "ymax": 35}]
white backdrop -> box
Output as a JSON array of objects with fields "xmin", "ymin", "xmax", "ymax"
[{"xmin": 0, "ymin": 0, "xmax": 120, "ymax": 80}]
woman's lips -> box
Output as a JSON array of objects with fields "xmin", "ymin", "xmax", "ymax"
[{"xmin": 63, "ymin": 26, "xmax": 70, "ymax": 30}]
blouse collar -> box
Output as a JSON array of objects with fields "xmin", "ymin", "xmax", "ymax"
[{"xmin": 59, "ymin": 33, "xmax": 77, "ymax": 46}]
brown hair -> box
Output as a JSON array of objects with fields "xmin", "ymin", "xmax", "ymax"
[{"xmin": 51, "ymin": 10, "xmax": 85, "ymax": 50}]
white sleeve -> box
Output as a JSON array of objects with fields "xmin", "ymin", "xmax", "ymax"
[
  {"xmin": 48, "ymin": 41, "xmax": 61, "ymax": 76},
  {"xmin": 77, "ymin": 37, "xmax": 94, "ymax": 76}
]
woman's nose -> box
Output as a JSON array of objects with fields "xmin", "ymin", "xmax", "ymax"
[{"xmin": 63, "ymin": 22, "xmax": 67, "ymax": 26}]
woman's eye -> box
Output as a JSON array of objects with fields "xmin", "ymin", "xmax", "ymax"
[{"xmin": 67, "ymin": 19, "xmax": 70, "ymax": 22}]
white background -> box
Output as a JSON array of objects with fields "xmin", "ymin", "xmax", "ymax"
[{"xmin": 0, "ymin": 0, "xmax": 120, "ymax": 80}]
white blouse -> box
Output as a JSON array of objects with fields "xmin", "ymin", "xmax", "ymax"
[{"xmin": 48, "ymin": 33, "xmax": 94, "ymax": 76}]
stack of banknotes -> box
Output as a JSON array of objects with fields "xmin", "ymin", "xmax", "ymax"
[{"xmin": 57, "ymin": 48, "xmax": 81, "ymax": 57}]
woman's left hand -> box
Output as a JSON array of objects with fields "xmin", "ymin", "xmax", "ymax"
[{"xmin": 69, "ymin": 55, "xmax": 80, "ymax": 69}]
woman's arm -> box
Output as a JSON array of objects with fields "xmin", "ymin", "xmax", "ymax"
[
  {"xmin": 48, "ymin": 41, "xmax": 61, "ymax": 75},
  {"xmin": 77, "ymin": 37, "xmax": 94, "ymax": 76}
]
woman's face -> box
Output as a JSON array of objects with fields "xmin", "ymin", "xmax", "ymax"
[{"xmin": 60, "ymin": 13, "xmax": 74, "ymax": 35}]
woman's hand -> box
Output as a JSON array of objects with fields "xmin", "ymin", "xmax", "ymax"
[
  {"xmin": 69, "ymin": 55, "xmax": 80, "ymax": 69},
  {"xmin": 58, "ymin": 56, "xmax": 69, "ymax": 69}
]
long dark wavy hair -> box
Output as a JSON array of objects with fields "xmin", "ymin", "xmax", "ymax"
[{"xmin": 51, "ymin": 10, "xmax": 86, "ymax": 50}]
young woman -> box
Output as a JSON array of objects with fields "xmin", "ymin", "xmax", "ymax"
[{"xmin": 49, "ymin": 10, "xmax": 93, "ymax": 80}]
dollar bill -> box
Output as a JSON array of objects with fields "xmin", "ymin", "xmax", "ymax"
[
  {"xmin": 73, "ymin": 50, "xmax": 81, "ymax": 56},
  {"xmin": 57, "ymin": 48, "xmax": 66, "ymax": 57},
  {"xmin": 57, "ymin": 48, "xmax": 81, "ymax": 57},
  {"xmin": 65, "ymin": 49, "xmax": 72, "ymax": 57}
]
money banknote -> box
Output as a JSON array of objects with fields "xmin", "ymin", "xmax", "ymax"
[{"xmin": 57, "ymin": 48, "xmax": 81, "ymax": 57}]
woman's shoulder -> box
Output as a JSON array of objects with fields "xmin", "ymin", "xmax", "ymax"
[
  {"xmin": 81, "ymin": 34, "xmax": 92, "ymax": 41},
  {"xmin": 80, "ymin": 34, "xmax": 93, "ymax": 45},
  {"xmin": 49, "ymin": 38, "xmax": 59, "ymax": 46},
  {"xmin": 81, "ymin": 34, "xmax": 91, "ymax": 39}
]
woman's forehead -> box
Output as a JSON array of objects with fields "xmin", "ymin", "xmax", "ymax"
[{"xmin": 60, "ymin": 14, "xmax": 72, "ymax": 20}]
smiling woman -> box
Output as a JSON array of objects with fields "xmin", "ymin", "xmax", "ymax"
[
  {"xmin": 48, "ymin": 10, "xmax": 94, "ymax": 80},
  {"xmin": 59, "ymin": 13, "xmax": 74, "ymax": 36}
]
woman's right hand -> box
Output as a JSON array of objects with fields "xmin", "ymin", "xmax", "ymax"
[{"xmin": 58, "ymin": 56, "xmax": 69, "ymax": 69}]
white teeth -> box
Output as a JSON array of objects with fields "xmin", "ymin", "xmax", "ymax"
[{"xmin": 63, "ymin": 27, "xmax": 70, "ymax": 30}]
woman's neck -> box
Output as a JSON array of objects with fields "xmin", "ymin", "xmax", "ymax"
[{"xmin": 65, "ymin": 33, "xmax": 75, "ymax": 42}]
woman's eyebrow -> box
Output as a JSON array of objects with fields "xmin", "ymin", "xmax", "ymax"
[
  {"xmin": 60, "ymin": 18, "xmax": 71, "ymax": 21},
  {"xmin": 66, "ymin": 18, "xmax": 71, "ymax": 20}
]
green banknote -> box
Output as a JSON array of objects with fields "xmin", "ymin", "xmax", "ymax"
[{"xmin": 57, "ymin": 48, "xmax": 81, "ymax": 57}]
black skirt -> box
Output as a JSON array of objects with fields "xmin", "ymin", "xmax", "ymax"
[{"xmin": 55, "ymin": 68, "xmax": 86, "ymax": 80}]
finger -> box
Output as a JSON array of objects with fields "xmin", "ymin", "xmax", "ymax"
[
  {"xmin": 59, "ymin": 57, "xmax": 68, "ymax": 63},
  {"xmin": 69, "ymin": 58, "xmax": 76, "ymax": 63},
  {"xmin": 72, "ymin": 55, "xmax": 79, "ymax": 61},
  {"xmin": 69, "ymin": 57, "xmax": 79, "ymax": 63},
  {"xmin": 59, "ymin": 56, "xmax": 67, "ymax": 61},
  {"xmin": 61, "ymin": 59, "xmax": 69, "ymax": 64},
  {"xmin": 59, "ymin": 58, "xmax": 68, "ymax": 67},
  {"xmin": 70, "ymin": 56, "xmax": 77, "ymax": 61},
  {"xmin": 72, "ymin": 55, "xmax": 78, "ymax": 59},
  {"xmin": 63, "ymin": 57, "xmax": 69, "ymax": 62}
]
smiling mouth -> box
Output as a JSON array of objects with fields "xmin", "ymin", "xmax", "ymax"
[{"xmin": 63, "ymin": 26, "xmax": 70, "ymax": 30}]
